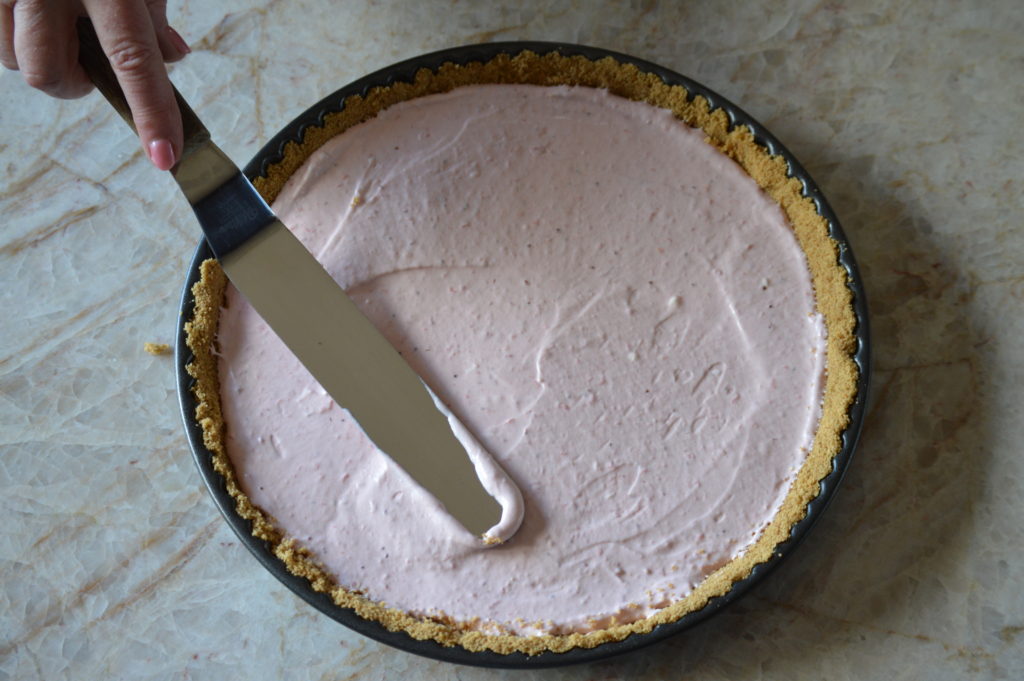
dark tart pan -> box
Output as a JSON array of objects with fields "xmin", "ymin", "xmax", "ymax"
[{"xmin": 176, "ymin": 42, "xmax": 870, "ymax": 668}]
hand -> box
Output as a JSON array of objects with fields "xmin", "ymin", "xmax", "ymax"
[{"xmin": 1, "ymin": 0, "xmax": 190, "ymax": 170}]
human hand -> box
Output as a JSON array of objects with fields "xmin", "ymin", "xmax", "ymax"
[{"xmin": 1, "ymin": 0, "xmax": 190, "ymax": 170}]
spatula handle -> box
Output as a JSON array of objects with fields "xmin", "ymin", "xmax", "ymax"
[{"xmin": 75, "ymin": 17, "xmax": 210, "ymax": 157}]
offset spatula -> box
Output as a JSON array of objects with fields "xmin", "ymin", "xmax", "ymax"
[{"xmin": 75, "ymin": 19, "xmax": 505, "ymax": 537}]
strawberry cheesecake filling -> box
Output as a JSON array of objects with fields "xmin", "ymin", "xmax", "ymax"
[{"xmin": 216, "ymin": 84, "xmax": 826, "ymax": 635}]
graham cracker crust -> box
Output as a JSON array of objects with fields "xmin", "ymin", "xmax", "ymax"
[{"xmin": 184, "ymin": 50, "xmax": 858, "ymax": 656}]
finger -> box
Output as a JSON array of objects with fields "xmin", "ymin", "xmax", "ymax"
[
  {"xmin": 1, "ymin": 1, "xmax": 17, "ymax": 70},
  {"xmin": 81, "ymin": 0, "xmax": 182, "ymax": 170},
  {"xmin": 144, "ymin": 0, "xmax": 189, "ymax": 62},
  {"xmin": 12, "ymin": 0, "xmax": 92, "ymax": 98}
]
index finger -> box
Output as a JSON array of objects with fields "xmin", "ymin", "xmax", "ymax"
[{"xmin": 82, "ymin": 0, "xmax": 182, "ymax": 170}]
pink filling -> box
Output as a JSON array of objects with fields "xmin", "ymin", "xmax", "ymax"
[{"xmin": 217, "ymin": 85, "xmax": 826, "ymax": 635}]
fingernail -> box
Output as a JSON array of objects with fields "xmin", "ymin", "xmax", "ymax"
[
  {"xmin": 148, "ymin": 139, "xmax": 176, "ymax": 171},
  {"xmin": 167, "ymin": 26, "xmax": 191, "ymax": 56}
]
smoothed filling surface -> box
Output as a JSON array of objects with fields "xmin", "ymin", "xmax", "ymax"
[{"xmin": 218, "ymin": 85, "xmax": 826, "ymax": 635}]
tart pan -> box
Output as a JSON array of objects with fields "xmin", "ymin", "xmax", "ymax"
[{"xmin": 175, "ymin": 41, "xmax": 870, "ymax": 668}]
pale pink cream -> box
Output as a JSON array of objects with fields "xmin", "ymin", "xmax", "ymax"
[{"xmin": 217, "ymin": 85, "xmax": 826, "ymax": 635}]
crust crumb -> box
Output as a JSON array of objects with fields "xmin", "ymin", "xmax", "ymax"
[{"xmin": 143, "ymin": 342, "xmax": 171, "ymax": 356}]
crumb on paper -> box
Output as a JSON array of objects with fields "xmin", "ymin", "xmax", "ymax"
[{"xmin": 144, "ymin": 342, "xmax": 172, "ymax": 356}]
